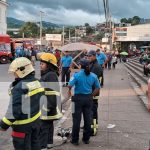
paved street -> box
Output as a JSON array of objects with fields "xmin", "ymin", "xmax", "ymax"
[
  {"xmin": 0, "ymin": 62, "xmax": 150, "ymax": 150},
  {"xmin": 55, "ymin": 63, "xmax": 150, "ymax": 150}
]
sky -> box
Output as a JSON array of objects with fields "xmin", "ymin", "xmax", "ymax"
[{"xmin": 7, "ymin": 0, "xmax": 150, "ymax": 26}]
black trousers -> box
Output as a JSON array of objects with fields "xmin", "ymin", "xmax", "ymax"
[
  {"xmin": 91, "ymin": 99, "xmax": 98, "ymax": 135},
  {"xmin": 61, "ymin": 67, "xmax": 70, "ymax": 83},
  {"xmin": 100, "ymin": 65, "xmax": 104, "ymax": 86},
  {"xmin": 108, "ymin": 61, "xmax": 111, "ymax": 69},
  {"xmin": 113, "ymin": 62, "xmax": 116, "ymax": 69},
  {"xmin": 12, "ymin": 119, "xmax": 41, "ymax": 150},
  {"xmin": 39, "ymin": 120, "xmax": 54, "ymax": 149},
  {"xmin": 71, "ymin": 94, "xmax": 93, "ymax": 142}
]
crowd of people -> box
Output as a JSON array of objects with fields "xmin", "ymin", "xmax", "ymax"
[
  {"xmin": 139, "ymin": 50, "xmax": 150, "ymax": 76},
  {"xmin": 0, "ymin": 47, "xmax": 121, "ymax": 150}
]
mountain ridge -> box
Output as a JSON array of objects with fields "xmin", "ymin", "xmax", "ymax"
[{"xmin": 7, "ymin": 17, "xmax": 62, "ymax": 29}]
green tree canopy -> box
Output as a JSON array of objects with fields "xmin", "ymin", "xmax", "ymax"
[
  {"xmin": 85, "ymin": 23, "xmax": 90, "ymax": 27},
  {"xmin": 120, "ymin": 16, "xmax": 141, "ymax": 25},
  {"xmin": 120, "ymin": 18, "xmax": 128, "ymax": 23},
  {"xmin": 20, "ymin": 22, "xmax": 39, "ymax": 38}
]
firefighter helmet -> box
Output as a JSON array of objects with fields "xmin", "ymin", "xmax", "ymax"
[
  {"xmin": 8, "ymin": 57, "xmax": 35, "ymax": 78},
  {"xmin": 40, "ymin": 53, "xmax": 58, "ymax": 67}
]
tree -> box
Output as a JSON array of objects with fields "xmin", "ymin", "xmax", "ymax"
[
  {"xmin": 132, "ymin": 16, "xmax": 141, "ymax": 25},
  {"xmin": 128, "ymin": 18, "xmax": 132, "ymax": 23},
  {"xmin": 84, "ymin": 23, "xmax": 94, "ymax": 35},
  {"xmin": 86, "ymin": 26, "xmax": 94, "ymax": 35},
  {"xmin": 120, "ymin": 16, "xmax": 141, "ymax": 25},
  {"xmin": 7, "ymin": 31, "xmax": 22, "ymax": 38},
  {"xmin": 20, "ymin": 22, "xmax": 39, "ymax": 38},
  {"xmin": 120, "ymin": 18, "xmax": 128, "ymax": 23},
  {"xmin": 85, "ymin": 23, "xmax": 90, "ymax": 27}
]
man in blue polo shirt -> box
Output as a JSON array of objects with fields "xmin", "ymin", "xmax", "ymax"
[
  {"xmin": 96, "ymin": 49, "xmax": 107, "ymax": 87},
  {"xmin": 60, "ymin": 51, "xmax": 73, "ymax": 87},
  {"xmin": 96, "ymin": 49, "xmax": 107, "ymax": 67}
]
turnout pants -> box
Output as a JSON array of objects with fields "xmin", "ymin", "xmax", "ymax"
[
  {"xmin": 91, "ymin": 99, "xmax": 98, "ymax": 136},
  {"xmin": 12, "ymin": 119, "xmax": 41, "ymax": 150},
  {"xmin": 61, "ymin": 67, "xmax": 70, "ymax": 84},
  {"xmin": 71, "ymin": 94, "xmax": 93, "ymax": 143},
  {"xmin": 40, "ymin": 120, "xmax": 54, "ymax": 149}
]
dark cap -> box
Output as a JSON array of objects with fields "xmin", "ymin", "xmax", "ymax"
[
  {"xmin": 96, "ymin": 49, "xmax": 100, "ymax": 52},
  {"xmin": 87, "ymin": 50, "xmax": 96, "ymax": 56},
  {"xmin": 80, "ymin": 59, "xmax": 90, "ymax": 67}
]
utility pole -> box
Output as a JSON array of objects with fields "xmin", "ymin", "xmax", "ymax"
[
  {"xmin": 62, "ymin": 26, "xmax": 65, "ymax": 45},
  {"xmin": 40, "ymin": 11, "xmax": 44, "ymax": 47},
  {"xmin": 22, "ymin": 32, "xmax": 25, "ymax": 40},
  {"xmin": 75, "ymin": 28, "xmax": 76, "ymax": 43},
  {"xmin": 69, "ymin": 29, "xmax": 71, "ymax": 43}
]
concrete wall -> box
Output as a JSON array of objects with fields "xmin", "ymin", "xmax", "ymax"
[
  {"xmin": 127, "ymin": 24, "xmax": 150, "ymax": 38},
  {"xmin": 113, "ymin": 24, "xmax": 150, "ymax": 42}
]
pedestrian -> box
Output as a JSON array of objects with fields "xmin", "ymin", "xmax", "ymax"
[
  {"xmin": 31, "ymin": 47, "xmax": 36, "ymax": 66},
  {"xmin": 87, "ymin": 50, "xmax": 102, "ymax": 136},
  {"xmin": 68, "ymin": 59, "xmax": 100, "ymax": 145},
  {"xmin": 39, "ymin": 53, "xmax": 62, "ymax": 150},
  {"xmin": 55, "ymin": 49, "xmax": 61, "ymax": 67},
  {"xmin": 147, "ymin": 78, "xmax": 150, "ymax": 110},
  {"xmin": 0, "ymin": 57, "xmax": 44, "ymax": 150},
  {"xmin": 96, "ymin": 49, "xmax": 107, "ymax": 87},
  {"xmin": 106, "ymin": 52, "xmax": 112, "ymax": 69},
  {"xmin": 25, "ymin": 48, "xmax": 31, "ymax": 60},
  {"xmin": 60, "ymin": 51, "xmax": 73, "ymax": 87},
  {"xmin": 112, "ymin": 54, "xmax": 118, "ymax": 69}
]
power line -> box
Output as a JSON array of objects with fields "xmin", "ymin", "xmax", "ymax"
[
  {"xmin": 96, "ymin": 0, "xmax": 101, "ymax": 20},
  {"xmin": 103, "ymin": 0, "xmax": 107, "ymax": 22}
]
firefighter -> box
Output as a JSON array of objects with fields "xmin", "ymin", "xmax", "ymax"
[
  {"xmin": 68, "ymin": 59, "xmax": 100, "ymax": 145},
  {"xmin": 0, "ymin": 57, "xmax": 44, "ymax": 150},
  {"xmin": 88, "ymin": 50, "xmax": 102, "ymax": 136},
  {"xmin": 40, "ymin": 53, "xmax": 63, "ymax": 150}
]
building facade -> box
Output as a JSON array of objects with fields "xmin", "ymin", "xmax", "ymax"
[
  {"xmin": 112, "ymin": 24, "xmax": 150, "ymax": 50},
  {"xmin": 0, "ymin": 0, "xmax": 8, "ymax": 34}
]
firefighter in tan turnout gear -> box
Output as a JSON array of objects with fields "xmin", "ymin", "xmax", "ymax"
[
  {"xmin": 40, "ymin": 53, "xmax": 62, "ymax": 150},
  {"xmin": 0, "ymin": 57, "xmax": 44, "ymax": 150}
]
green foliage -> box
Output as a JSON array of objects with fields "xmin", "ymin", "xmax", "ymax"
[
  {"xmin": 7, "ymin": 31, "xmax": 22, "ymax": 38},
  {"xmin": 120, "ymin": 16, "xmax": 141, "ymax": 25},
  {"xmin": 85, "ymin": 23, "xmax": 90, "ymax": 27},
  {"xmin": 120, "ymin": 18, "xmax": 128, "ymax": 23},
  {"xmin": 20, "ymin": 22, "xmax": 39, "ymax": 38}
]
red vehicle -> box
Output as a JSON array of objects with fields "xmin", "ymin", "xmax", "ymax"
[{"xmin": 0, "ymin": 34, "xmax": 13, "ymax": 64}]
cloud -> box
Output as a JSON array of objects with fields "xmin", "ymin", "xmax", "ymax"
[{"xmin": 7, "ymin": 0, "xmax": 150, "ymax": 25}]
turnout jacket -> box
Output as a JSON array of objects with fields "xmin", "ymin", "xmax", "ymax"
[
  {"xmin": 0, "ymin": 73, "xmax": 44, "ymax": 130},
  {"xmin": 89, "ymin": 59, "xmax": 102, "ymax": 100},
  {"xmin": 40, "ymin": 70, "xmax": 62, "ymax": 120}
]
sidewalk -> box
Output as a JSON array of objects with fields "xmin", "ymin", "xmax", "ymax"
[{"xmin": 55, "ymin": 63, "xmax": 150, "ymax": 150}]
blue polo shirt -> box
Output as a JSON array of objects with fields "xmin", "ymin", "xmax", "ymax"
[
  {"xmin": 69, "ymin": 69, "xmax": 100, "ymax": 94},
  {"xmin": 61, "ymin": 56, "xmax": 73, "ymax": 67},
  {"xmin": 96, "ymin": 52, "xmax": 107, "ymax": 65}
]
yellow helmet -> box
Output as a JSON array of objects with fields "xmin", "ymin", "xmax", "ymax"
[
  {"xmin": 40, "ymin": 53, "xmax": 58, "ymax": 67},
  {"xmin": 8, "ymin": 57, "xmax": 35, "ymax": 78}
]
